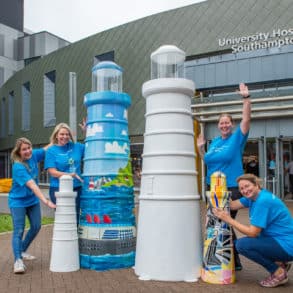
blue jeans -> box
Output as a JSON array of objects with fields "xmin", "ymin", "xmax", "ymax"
[
  {"xmin": 10, "ymin": 203, "xmax": 41, "ymax": 261},
  {"xmin": 236, "ymin": 236, "xmax": 293, "ymax": 273},
  {"xmin": 49, "ymin": 186, "xmax": 81, "ymax": 224}
]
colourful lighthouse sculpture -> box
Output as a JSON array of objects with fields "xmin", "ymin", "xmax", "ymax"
[
  {"xmin": 135, "ymin": 45, "xmax": 202, "ymax": 281},
  {"xmin": 201, "ymin": 171, "xmax": 235, "ymax": 284},
  {"xmin": 78, "ymin": 61, "xmax": 136, "ymax": 270}
]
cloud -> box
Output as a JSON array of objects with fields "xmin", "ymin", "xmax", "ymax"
[
  {"xmin": 87, "ymin": 123, "xmax": 104, "ymax": 136},
  {"xmin": 105, "ymin": 112, "xmax": 114, "ymax": 118},
  {"xmin": 105, "ymin": 141, "xmax": 129, "ymax": 154},
  {"xmin": 123, "ymin": 110, "xmax": 128, "ymax": 119}
]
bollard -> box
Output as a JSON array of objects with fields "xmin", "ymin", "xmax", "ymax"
[
  {"xmin": 201, "ymin": 171, "xmax": 235, "ymax": 284},
  {"xmin": 135, "ymin": 45, "xmax": 202, "ymax": 282},
  {"xmin": 50, "ymin": 175, "xmax": 80, "ymax": 272}
]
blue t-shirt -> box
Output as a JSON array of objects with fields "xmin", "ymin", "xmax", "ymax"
[
  {"xmin": 204, "ymin": 125, "xmax": 248, "ymax": 187},
  {"xmin": 240, "ymin": 189, "xmax": 293, "ymax": 256},
  {"xmin": 45, "ymin": 142, "xmax": 84, "ymax": 188},
  {"xmin": 9, "ymin": 149, "xmax": 45, "ymax": 208}
]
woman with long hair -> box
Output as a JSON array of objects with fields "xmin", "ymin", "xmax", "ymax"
[
  {"xmin": 9, "ymin": 137, "xmax": 56, "ymax": 274},
  {"xmin": 45, "ymin": 122, "xmax": 85, "ymax": 223}
]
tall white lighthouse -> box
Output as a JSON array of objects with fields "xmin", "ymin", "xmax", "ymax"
[{"xmin": 135, "ymin": 45, "xmax": 202, "ymax": 282}]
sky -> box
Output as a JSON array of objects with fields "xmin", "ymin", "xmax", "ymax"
[{"xmin": 24, "ymin": 0, "xmax": 204, "ymax": 42}]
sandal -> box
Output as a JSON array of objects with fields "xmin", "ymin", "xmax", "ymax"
[{"xmin": 259, "ymin": 271, "xmax": 288, "ymax": 288}]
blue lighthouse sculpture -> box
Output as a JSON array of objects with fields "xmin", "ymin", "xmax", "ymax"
[{"xmin": 78, "ymin": 61, "xmax": 136, "ymax": 270}]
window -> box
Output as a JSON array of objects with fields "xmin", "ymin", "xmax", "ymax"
[
  {"xmin": 93, "ymin": 51, "xmax": 114, "ymax": 66},
  {"xmin": 8, "ymin": 91, "xmax": 14, "ymax": 135},
  {"xmin": 22, "ymin": 82, "xmax": 31, "ymax": 131},
  {"xmin": 0, "ymin": 67, "xmax": 4, "ymax": 88},
  {"xmin": 0, "ymin": 34, "xmax": 4, "ymax": 56},
  {"xmin": 0, "ymin": 97, "xmax": 6, "ymax": 138},
  {"xmin": 43, "ymin": 70, "xmax": 56, "ymax": 127},
  {"xmin": 24, "ymin": 56, "xmax": 41, "ymax": 66}
]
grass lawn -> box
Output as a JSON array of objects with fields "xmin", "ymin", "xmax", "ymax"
[{"xmin": 0, "ymin": 214, "xmax": 54, "ymax": 233}]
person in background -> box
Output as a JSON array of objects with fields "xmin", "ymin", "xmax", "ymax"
[
  {"xmin": 286, "ymin": 159, "xmax": 293, "ymax": 198},
  {"xmin": 45, "ymin": 122, "xmax": 85, "ymax": 223},
  {"xmin": 213, "ymin": 173, "xmax": 293, "ymax": 288},
  {"xmin": 246, "ymin": 157, "xmax": 259, "ymax": 176},
  {"xmin": 268, "ymin": 156, "xmax": 276, "ymax": 177},
  {"xmin": 9, "ymin": 137, "xmax": 56, "ymax": 274},
  {"xmin": 197, "ymin": 82, "xmax": 251, "ymax": 270}
]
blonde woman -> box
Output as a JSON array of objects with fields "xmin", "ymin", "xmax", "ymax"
[
  {"xmin": 9, "ymin": 138, "xmax": 56, "ymax": 274},
  {"xmin": 213, "ymin": 174, "xmax": 293, "ymax": 288},
  {"xmin": 45, "ymin": 123, "xmax": 85, "ymax": 222}
]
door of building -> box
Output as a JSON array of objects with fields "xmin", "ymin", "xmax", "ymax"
[{"xmin": 246, "ymin": 137, "xmax": 293, "ymax": 200}]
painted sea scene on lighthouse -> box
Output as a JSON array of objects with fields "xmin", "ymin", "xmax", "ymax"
[{"xmin": 79, "ymin": 61, "xmax": 136, "ymax": 271}]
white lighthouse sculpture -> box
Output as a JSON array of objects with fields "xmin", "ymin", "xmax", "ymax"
[
  {"xmin": 50, "ymin": 175, "xmax": 79, "ymax": 272},
  {"xmin": 135, "ymin": 45, "xmax": 202, "ymax": 282}
]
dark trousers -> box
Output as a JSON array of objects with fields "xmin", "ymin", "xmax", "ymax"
[
  {"xmin": 289, "ymin": 174, "xmax": 293, "ymax": 193},
  {"xmin": 228, "ymin": 186, "xmax": 242, "ymax": 267}
]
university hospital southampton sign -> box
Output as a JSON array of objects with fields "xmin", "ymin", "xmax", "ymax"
[{"xmin": 218, "ymin": 28, "xmax": 293, "ymax": 53}]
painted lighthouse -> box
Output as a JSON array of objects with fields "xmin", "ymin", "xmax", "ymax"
[{"xmin": 78, "ymin": 61, "xmax": 136, "ymax": 270}]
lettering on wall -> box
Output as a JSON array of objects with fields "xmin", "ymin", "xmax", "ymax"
[{"xmin": 218, "ymin": 28, "xmax": 293, "ymax": 53}]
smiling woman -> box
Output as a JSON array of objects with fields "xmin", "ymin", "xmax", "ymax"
[
  {"xmin": 197, "ymin": 83, "xmax": 251, "ymax": 270},
  {"xmin": 45, "ymin": 123, "xmax": 85, "ymax": 224},
  {"xmin": 213, "ymin": 173, "xmax": 293, "ymax": 288},
  {"xmin": 8, "ymin": 137, "xmax": 56, "ymax": 274}
]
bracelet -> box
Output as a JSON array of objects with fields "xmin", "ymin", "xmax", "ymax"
[{"xmin": 243, "ymin": 95, "xmax": 250, "ymax": 99}]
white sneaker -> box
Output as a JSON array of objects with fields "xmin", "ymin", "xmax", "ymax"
[
  {"xmin": 21, "ymin": 252, "xmax": 36, "ymax": 260},
  {"xmin": 14, "ymin": 259, "xmax": 26, "ymax": 274}
]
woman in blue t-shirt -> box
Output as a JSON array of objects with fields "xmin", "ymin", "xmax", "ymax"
[
  {"xmin": 45, "ymin": 123, "xmax": 85, "ymax": 223},
  {"xmin": 213, "ymin": 173, "xmax": 293, "ymax": 288},
  {"xmin": 197, "ymin": 83, "xmax": 251, "ymax": 270},
  {"xmin": 9, "ymin": 137, "xmax": 56, "ymax": 274}
]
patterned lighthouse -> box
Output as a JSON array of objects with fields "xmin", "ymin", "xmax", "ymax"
[
  {"xmin": 135, "ymin": 45, "xmax": 202, "ymax": 281},
  {"xmin": 201, "ymin": 171, "xmax": 235, "ymax": 284},
  {"xmin": 78, "ymin": 61, "xmax": 136, "ymax": 270}
]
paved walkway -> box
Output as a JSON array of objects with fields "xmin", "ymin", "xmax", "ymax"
[{"xmin": 0, "ymin": 200, "xmax": 292, "ymax": 292}]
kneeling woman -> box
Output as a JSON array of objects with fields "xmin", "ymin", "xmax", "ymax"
[{"xmin": 213, "ymin": 173, "xmax": 293, "ymax": 288}]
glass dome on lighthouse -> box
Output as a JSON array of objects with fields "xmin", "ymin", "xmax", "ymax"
[
  {"xmin": 92, "ymin": 61, "xmax": 123, "ymax": 92},
  {"xmin": 151, "ymin": 45, "xmax": 185, "ymax": 79}
]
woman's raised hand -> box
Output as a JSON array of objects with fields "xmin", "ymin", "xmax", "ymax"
[
  {"xmin": 237, "ymin": 82, "xmax": 250, "ymax": 98},
  {"xmin": 79, "ymin": 117, "xmax": 87, "ymax": 133},
  {"xmin": 197, "ymin": 133, "xmax": 206, "ymax": 148}
]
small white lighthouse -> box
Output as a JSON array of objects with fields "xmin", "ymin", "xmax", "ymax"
[{"xmin": 135, "ymin": 45, "xmax": 202, "ymax": 282}]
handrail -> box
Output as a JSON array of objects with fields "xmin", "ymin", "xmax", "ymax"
[
  {"xmin": 194, "ymin": 110, "xmax": 293, "ymax": 122},
  {"xmin": 193, "ymin": 104, "xmax": 293, "ymax": 117},
  {"xmin": 191, "ymin": 94, "xmax": 293, "ymax": 122},
  {"xmin": 191, "ymin": 95, "xmax": 293, "ymax": 108}
]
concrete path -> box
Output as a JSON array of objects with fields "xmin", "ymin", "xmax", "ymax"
[{"xmin": 0, "ymin": 200, "xmax": 292, "ymax": 292}]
